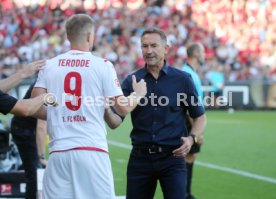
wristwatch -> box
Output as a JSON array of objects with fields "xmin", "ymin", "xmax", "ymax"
[{"xmin": 189, "ymin": 134, "xmax": 198, "ymax": 145}]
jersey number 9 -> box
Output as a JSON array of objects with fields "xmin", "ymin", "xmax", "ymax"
[{"xmin": 64, "ymin": 72, "xmax": 82, "ymax": 111}]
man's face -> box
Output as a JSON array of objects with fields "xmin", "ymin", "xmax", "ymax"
[
  {"xmin": 197, "ymin": 44, "xmax": 205, "ymax": 64},
  {"xmin": 141, "ymin": 33, "xmax": 167, "ymax": 67}
]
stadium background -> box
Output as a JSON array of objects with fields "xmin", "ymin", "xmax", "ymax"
[{"xmin": 0, "ymin": 0, "xmax": 276, "ymax": 198}]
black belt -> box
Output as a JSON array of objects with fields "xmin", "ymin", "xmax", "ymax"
[{"xmin": 132, "ymin": 145, "xmax": 176, "ymax": 155}]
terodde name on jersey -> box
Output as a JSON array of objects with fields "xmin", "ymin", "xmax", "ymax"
[{"xmin": 58, "ymin": 59, "xmax": 90, "ymax": 67}]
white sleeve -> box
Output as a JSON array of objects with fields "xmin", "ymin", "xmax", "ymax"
[
  {"xmin": 102, "ymin": 61, "xmax": 123, "ymax": 97},
  {"xmin": 34, "ymin": 67, "xmax": 47, "ymax": 89}
]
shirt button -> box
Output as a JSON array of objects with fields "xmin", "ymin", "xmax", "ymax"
[
  {"xmin": 154, "ymin": 108, "xmax": 157, "ymax": 111},
  {"xmin": 153, "ymin": 121, "xmax": 157, "ymax": 124},
  {"xmin": 155, "ymin": 81, "xmax": 158, "ymax": 84},
  {"xmin": 152, "ymin": 135, "xmax": 156, "ymax": 138}
]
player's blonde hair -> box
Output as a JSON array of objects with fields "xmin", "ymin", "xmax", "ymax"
[{"xmin": 65, "ymin": 14, "xmax": 95, "ymax": 42}]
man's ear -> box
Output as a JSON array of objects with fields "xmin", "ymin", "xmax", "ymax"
[
  {"xmin": 86, "ymin": 32, "xmax": 91, "ymax": 43},
  {"xmin": 194, "ymin": 51, "xmax": 200, "ymax": 59},
  {"xmin": 165, "ymin": 44, "xmax": 170, "ymax": 54}
]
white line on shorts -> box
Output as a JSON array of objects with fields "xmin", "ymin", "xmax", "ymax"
[{"xmin": 108, "ymin": 140, "xmax": 276, "ymax": 184}]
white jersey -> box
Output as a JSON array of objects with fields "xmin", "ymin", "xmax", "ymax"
[{"xmin": 35, "ymin": 50, "xmax": 123, "ymax": 153}]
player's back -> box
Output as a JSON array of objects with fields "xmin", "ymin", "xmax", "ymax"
[{"xmin": 37, "ymin": 50, "xmax": 122, "ymax": 152}]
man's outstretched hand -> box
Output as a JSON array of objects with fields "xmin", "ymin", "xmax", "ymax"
[{"xmin": 132, "ymin": 75, "xmax": 147, "ymax": 98}]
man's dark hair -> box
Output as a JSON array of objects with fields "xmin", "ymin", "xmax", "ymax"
[
  {"xmin": 187, "ymin": 43, "xmax": 201, "ymax": 58},
  {"xmin": 141, "ymin": 27, "xmax": 167, "ymax": 45}
]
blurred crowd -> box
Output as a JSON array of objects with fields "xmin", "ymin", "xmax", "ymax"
[{"xmin": 0, "ymin": 0, "xmax": 276, "ymax": 84}]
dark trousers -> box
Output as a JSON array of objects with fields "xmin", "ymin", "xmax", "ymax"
[
  {"xmin": 186, "ymin": 162, "xmax": 194, "ymax": 196},
  {"xmin": 11, "ymin": 125, "xmax": 40, "ymax": 199},
  {"xmin": 127, "ymin": 149, "xmax": 187, "ymax": 199}
]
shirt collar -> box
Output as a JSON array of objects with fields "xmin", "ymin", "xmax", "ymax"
[
  {"xmin": 141, "ymin": 61, "xmax": 170, "ymax": 78},
  {"xmin": 162, "ymin": 61, "xmax": 169, "ymax": 74}
]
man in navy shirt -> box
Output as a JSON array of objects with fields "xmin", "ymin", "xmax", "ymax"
[{"xmin": 122, "ymin": 28, "xmax": 206, "ymax": 199}]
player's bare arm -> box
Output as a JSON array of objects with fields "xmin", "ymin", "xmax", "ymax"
[
  {"xmin": 103, "ymin": 75, "xmax": 145, "ymax": 126},
  {"xmin": 36, "ymin": 119, "xmax": 48, "ymax": 167},
  {"xmin": 10, "ymin": 94, "xmax": 47, "ymax": 117},
  {"xmin": 0, "ymin": 60, "xmax": 45, "ymax": 93},
  {"xmin": 31, "ymin": 87, "xmax": 48, "ymax": 120},
  {"xmin": 114, "ymin": 75, "xmax": 147, "ymax": 116},
  {"xmin": 104, "ymin": 106, "xmax": 123, "ymax": 129}
]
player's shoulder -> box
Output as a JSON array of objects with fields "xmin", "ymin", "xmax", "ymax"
[
  {"xmin": 91, "ymin": 54, "xmax": 114, "ymax": 67},
  {"xmin": 90, "ymin": 53, "xmax": 109, "ymax": 63}
]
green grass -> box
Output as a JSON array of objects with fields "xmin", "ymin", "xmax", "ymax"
[
  {"xmin": 107, "ymin": 110, "xmax": 276, "ymax": 199},
  {"xmin": 0, "ymin": 113, "xmax": 12, "ymax": 126},
  {"xmin": 1, "ymin": 111, "xmax": 275, "ymax": 198}
]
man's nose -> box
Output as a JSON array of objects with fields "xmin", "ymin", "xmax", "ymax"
[{"xmin": 146, "ymin": 47, "xmax": 153, "ymax": 54}]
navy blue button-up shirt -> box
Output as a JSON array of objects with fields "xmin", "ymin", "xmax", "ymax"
[{"xmin": 121, "ymin": 63, "xmax": 204, "ymax": 148}]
